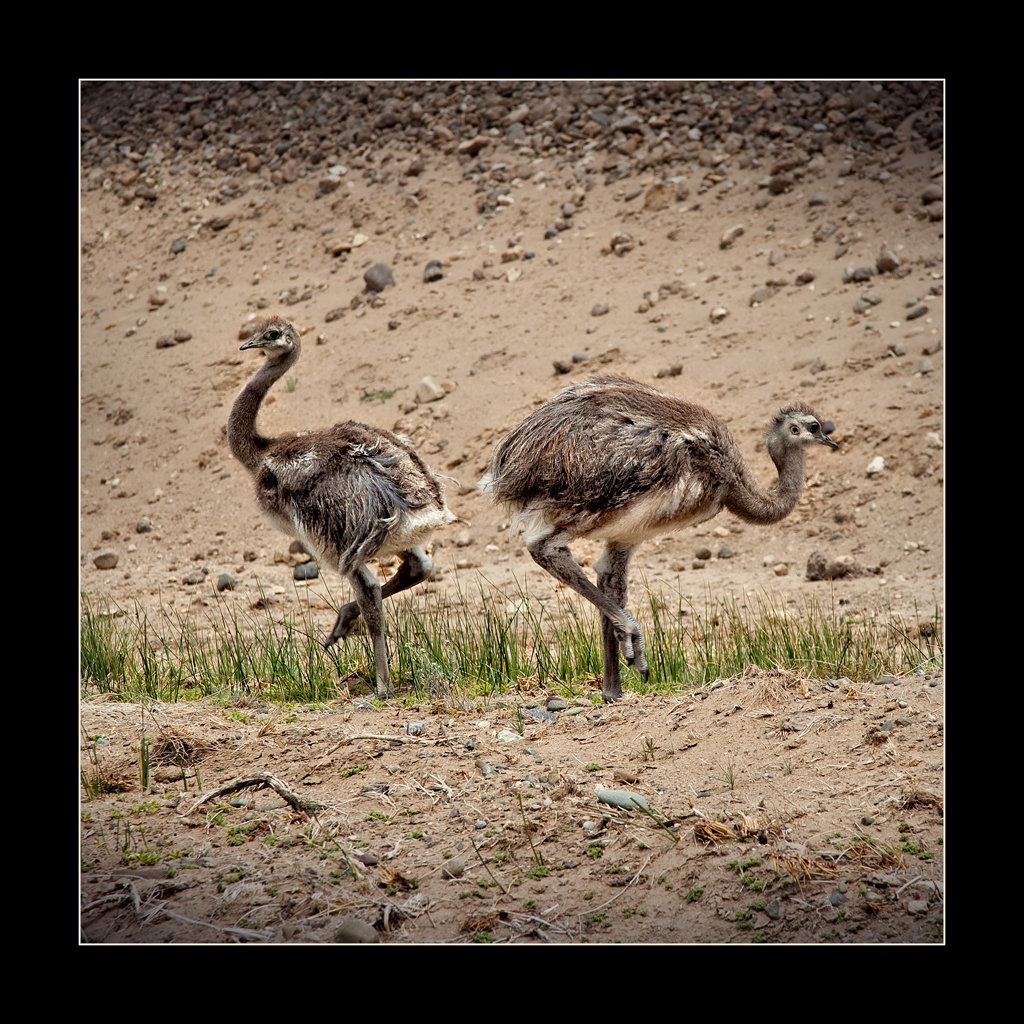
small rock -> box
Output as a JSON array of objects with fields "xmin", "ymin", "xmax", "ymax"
[
  {"xmin": 364, "ymin": 263, "xmax": 395, "ymax": 292},
  {"xmin": 877, "ymin": 247, "xmax": 900, "ymax": 273},
  {"xmin": 719, "ymin": 224, "xmax": 744, "ymax": 249},
  {"xmin": 865, "ymin": 456, "xmax": 886, "ymax": 476},
  {"xmin": 423, "ymin": 260, "xmax": 444, "ymax": 282},
  {"xmin": 216, "ymin": 574, "xmax": 236, "ymax": 592},
  {"xmin": 93, "ymin": 549, "xmax": 118, "ymax": 570},
  {"xmin": 643, "ymin": 182, "xmax": 676, "ymax": 211},
  {"xmin": 595, "ymin": 788, "xmax": 649, "ymax": 810},
  {"xmin": 416, "ymin": 376, "xmax": 446, "ymax": 403},
  {"xmin": 441, "ymin": 859, "xmax": 465, "ymax": 879},
  {"xmin": 333, "ymin": 918, "xmax": 380, "ymax": 944},
  {"xmin": 293, "ymin": 563, "xmax": 319, "ymax": 580}
]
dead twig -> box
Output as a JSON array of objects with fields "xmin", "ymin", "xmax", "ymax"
[{"xmin": 180, "ymin": 771, "xmax": 328, "ymax": 816}]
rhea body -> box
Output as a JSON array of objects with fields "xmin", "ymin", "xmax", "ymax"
[
  {"xmin": 481, "ymin": 375, "xmax": 838, "ymax": 702},
  {"xmin": 227, "ymin": 316, "xmax": 456, "ymax": 696}
]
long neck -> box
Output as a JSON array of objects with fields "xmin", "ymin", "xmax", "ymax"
[
  {"xmin": 723, "ymin": 443, "xmax": 806, "ymax": 524},
  {"xmin": 227, "ymin": 350, "xmax": 298, "ymax": 474}
]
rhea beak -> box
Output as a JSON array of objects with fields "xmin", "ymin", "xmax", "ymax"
[
  {"xmin": 239, "ymin": 337, "xmax": 260, "ymax": 352},
  {"xmin": 820, "ymin": 421, "xmax": 839, "ymax": 449}
]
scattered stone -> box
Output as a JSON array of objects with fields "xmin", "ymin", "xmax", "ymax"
[
  {"xmin": 643, "ymin": 182, "xmax": 676, "ymax": 211},
  {"xmin": 866, "ymin": 456, "xmax": 886, "ymax": 476},
  {"xmin": 596, "ymin": 788, "xmax": 649, "ymax": 810},
  {"xmin": 216, "ymin": 574, "xmax": 235, "ymax": 591},
  {"xmin": 416, "ymin": 376, "xmax": 446, "ymax": 403},
  {"xmin": 806, "ymin": 551, "xmax": 868, "ymax": 581},
  {"xmin": 906, "ymin": 305, "xmax": 928, "ymax": 320},
  {"xmin": 364, "ymin": 263, "xmax": 395, "ymax": 292},
  {"xmin": 333, "ymin": 918, "xmax": 380, "ymax": 943},
  {"xmin": 293, "ymin": 563, "xmax": 319, "ymax": 580},
  {"xmin": 441, "ymin": 859, "xmax": 465, "ymax": 879},
  {"xmin": 524, "ymin": 707, "xmax": 557, "ymax": 723},
  {"xmin": 591, "ymin": 303, "xmax": 610, "ymax": 316},
  {"xmin": 844, "ymin": 265, "xmax": 874, "ymax": 283},
  {"xmin": 93, "ymin": 549, "xmax": 118, "ymax": 570},
  {"xmin": 136, "ymin": 518, "xmax": 152, "ymax": 533},
  {"xmin": 720, "ymin": 224, "xmax": 744, "ymax": 249},
  {"xmin": 423, "ymin": 260, "xmax": 444, "ymax": 282},
  {"xmin": 604, "ymin": 232, "xmax": 635, "ymax": 256},
  {"xmin": 877, "ymin": 247, "xmax": 900, "ymax": 273}
]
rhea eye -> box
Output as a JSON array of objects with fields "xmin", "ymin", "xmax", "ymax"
[
  {"xmin": 790, "ymin": 425, "xmax": 799, "ymax": 434},
  {"xmin": 808, "ymin": 422, "xmax": 819, "ymax": 433},
  {"xmin": 266, "ymin": 329, "xmax": 281, "ymax": 341}
]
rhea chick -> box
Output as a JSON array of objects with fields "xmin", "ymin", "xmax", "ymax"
[
  {"xmin": 481, "ymin": 375, "xmax": 838, "ymax": 702},
  {"xmin": 227, "ymin": 316, "xmax": 456, "ymax": 697}
]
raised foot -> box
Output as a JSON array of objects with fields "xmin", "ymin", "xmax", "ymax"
[
  {"xmin": 616, "ymin": 615, "xmax": 648, "ymax": 679},
  {"xmin": 323, "ymin": 602, "xmax": 362, "ymax": 649}
]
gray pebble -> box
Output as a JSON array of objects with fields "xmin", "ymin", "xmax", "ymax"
[
  {"xmin": 441, "ymin": 859, "xmax": 465, "ymax": 879},
  {"xmin": 333, "ymin": 917, "xmax": 380, "ymax": 943},
  {"xmin": 596, "ymin": 787, "xmax": 649, "ymax": 809},
  {"xmin": 364, "ymin": 263, "xmax": 395, "ymax": 292},
  {"xmin": 293, "ymin": 563, "xmax": 319, "ymax": 580},
  {"xmin": 93, "ymin": 549, "xmax": 118, "ymax": 570},
  {"xmin": 524, "ymin": 707, "xmax": 557, "ymax": 723}
]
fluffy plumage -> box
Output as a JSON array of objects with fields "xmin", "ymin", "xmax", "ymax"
[
  {"xmin": 482, "ymin": 375, "xmax": 837, "ymax": 702},
  {"xmin": 228, "ymin": 316, "xmax": 455, "ymax": 696}
]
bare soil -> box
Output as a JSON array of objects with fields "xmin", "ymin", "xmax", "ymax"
[{"xmin": 79, "ymin": 81, "xmax": 944, "ymax": 944}]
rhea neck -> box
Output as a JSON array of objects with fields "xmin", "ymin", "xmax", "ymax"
[
  {"xmin": 724, "ymin": 434, "xmax": 807, "ymax": 525},
  {"xmin": 227, "ymin": 339, "xmax": 301, "ymax": 475}
]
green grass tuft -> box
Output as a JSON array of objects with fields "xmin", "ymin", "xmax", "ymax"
[{"xmin": 80, "ymin": 576, "xmax": 942, "ymax": 705}]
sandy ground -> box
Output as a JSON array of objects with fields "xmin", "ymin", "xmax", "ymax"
[{"xmin": 79, "ymin": 80, "xmax": 944, "ymax": 944}]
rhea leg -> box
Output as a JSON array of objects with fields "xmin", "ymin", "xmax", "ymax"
[
  {"xmin": 594, "ymin": 542, "xmax": 639, "ymax": 702},
  {"xmin": 323, "ymin": 547, "xmax": 433, "ymax": 649},
  {"xmin": 346, "ymin": 563, "xmax": 392, "ymax": 698},
  {"xmin": 527, "ymin": 532, "xmax": 647, "ymax": 702}
]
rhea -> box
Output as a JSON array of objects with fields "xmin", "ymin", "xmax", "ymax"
[
  {"xmin": 481, "ymin": 375, "xmax": 838, "ymax": 702},
  {"xmin": 227, "ymin": 316, "xmax": 456, "ymax": 697}
]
